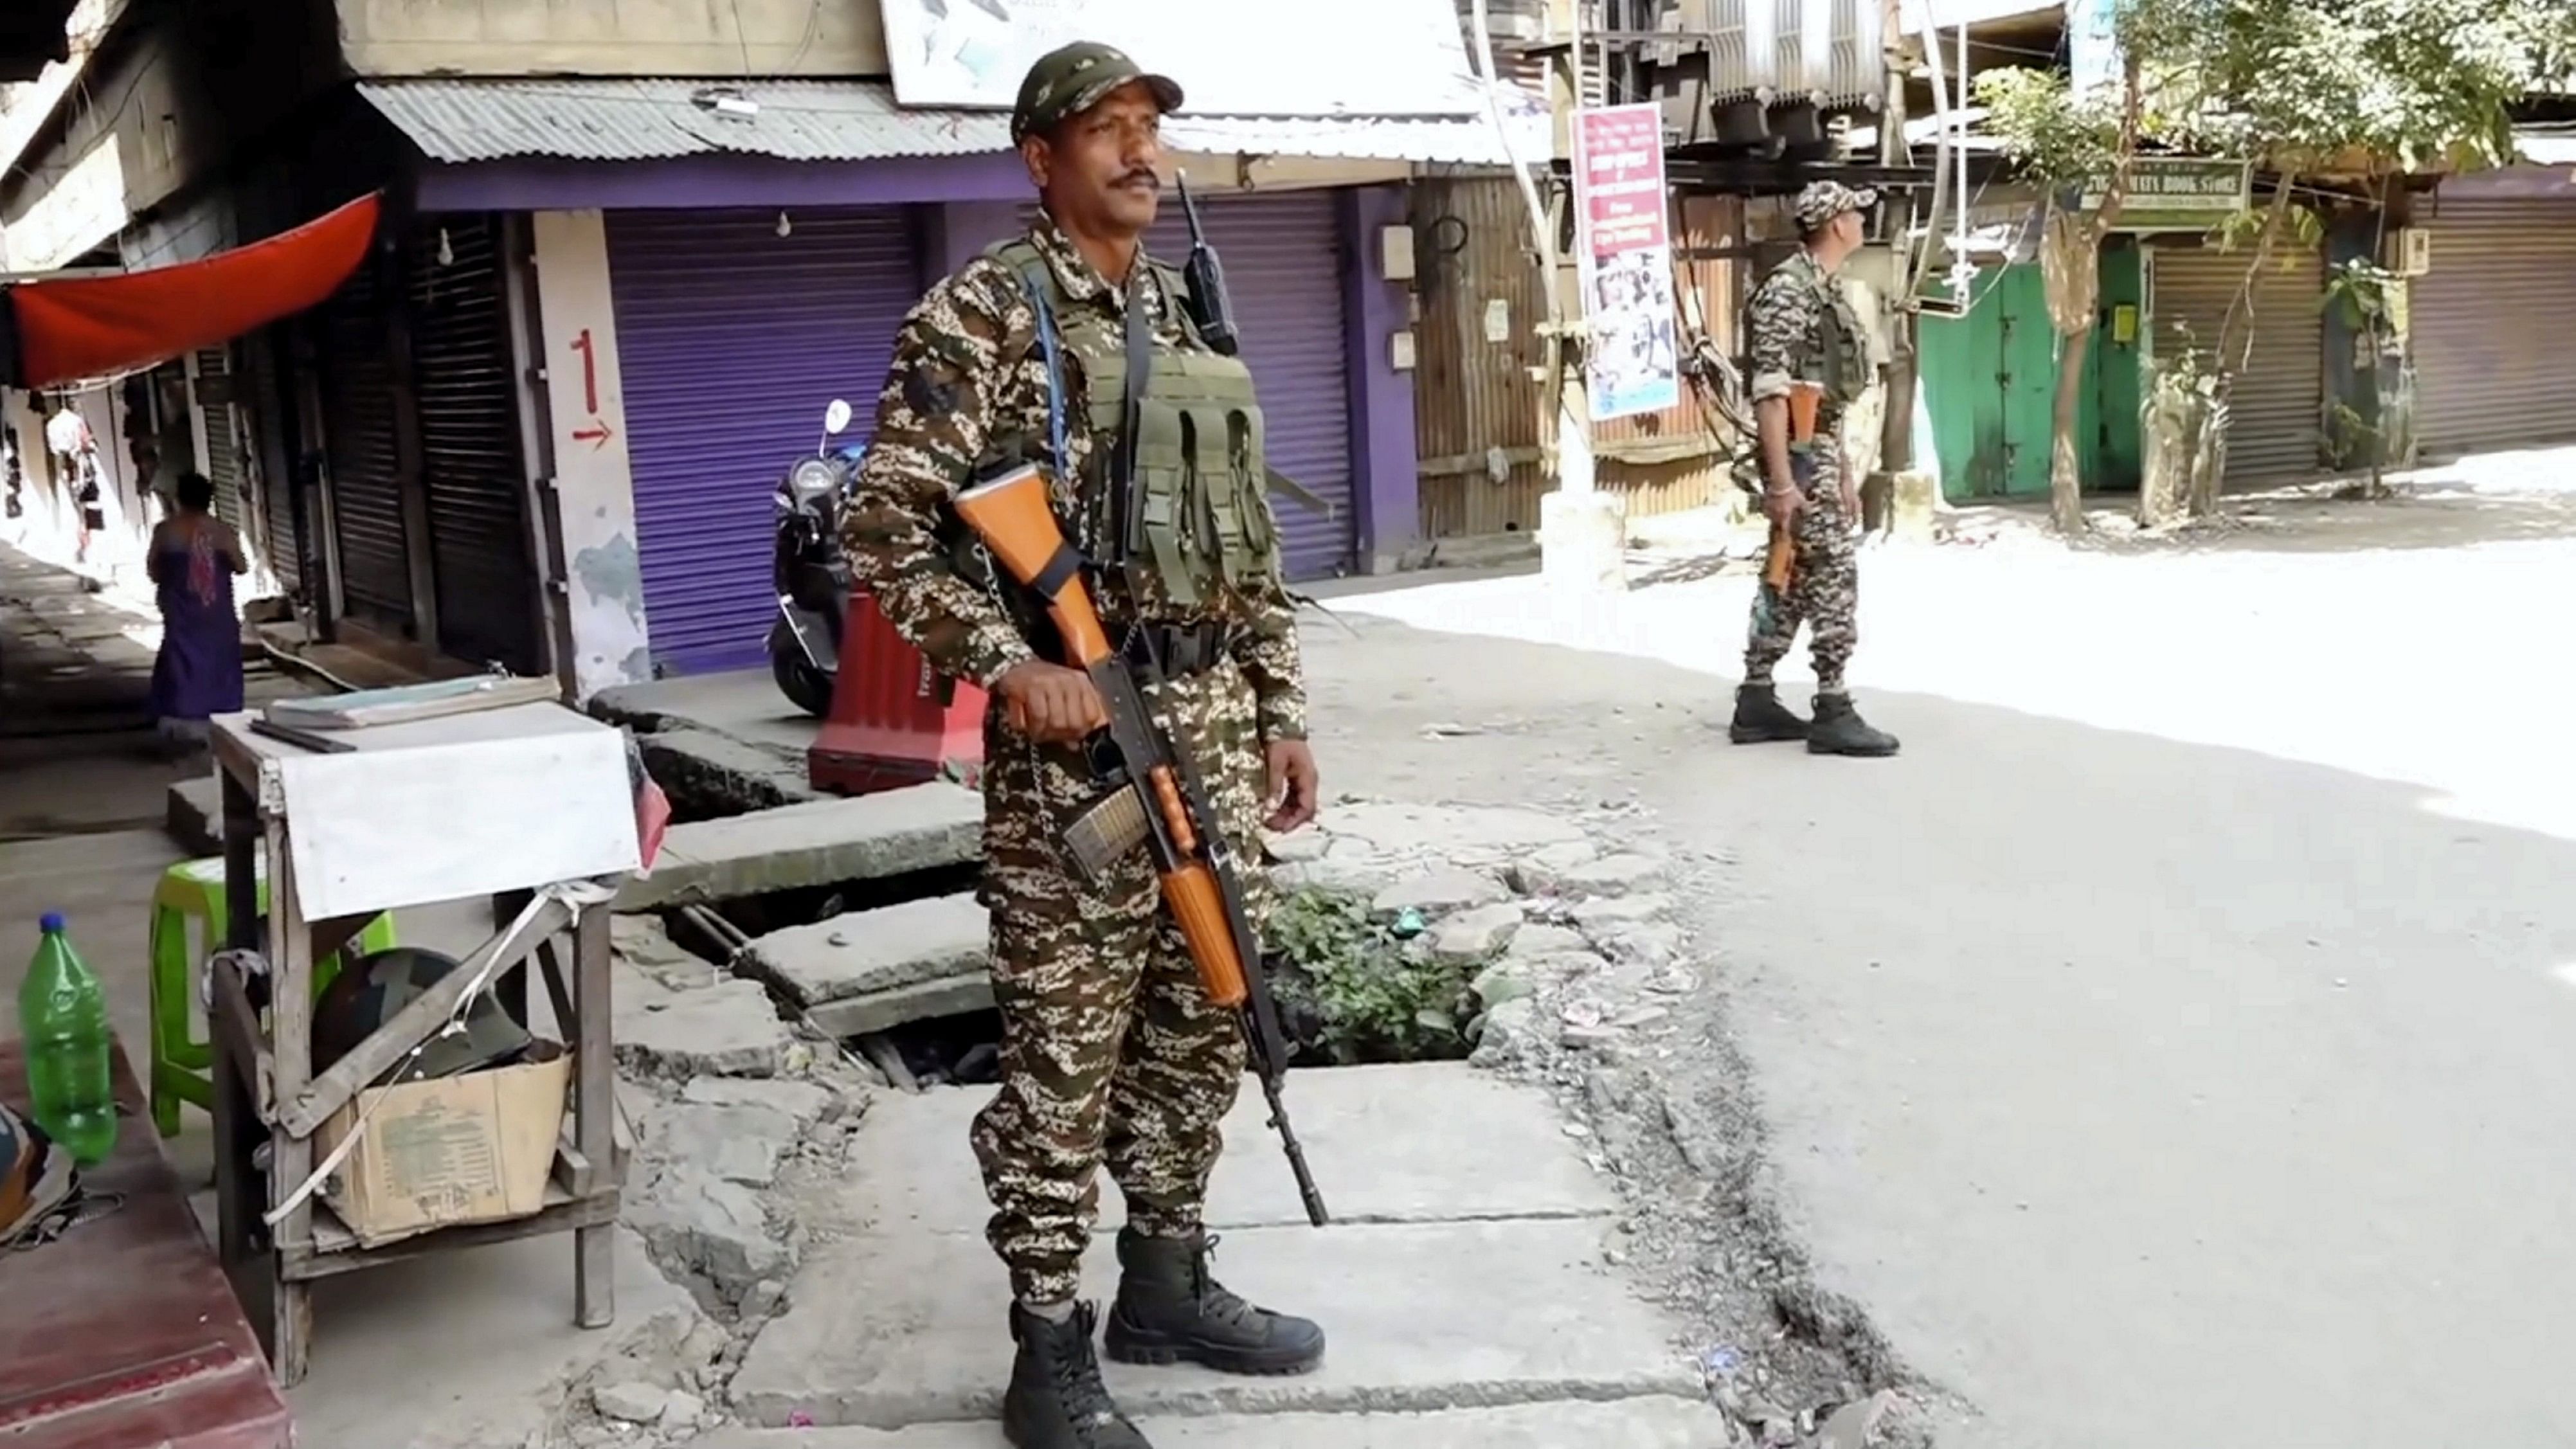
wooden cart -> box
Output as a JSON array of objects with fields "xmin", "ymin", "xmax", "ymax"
[{"xmin": 203, "ymin": 701, "xmax": 642, "ymax": 1386}]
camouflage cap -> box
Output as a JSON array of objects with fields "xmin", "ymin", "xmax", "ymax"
[
  {"xmin": 1011, "ymin": 40, "xmax": 1184, "ymax": 145},
  {"xmin": 1794, "ymin": 180, "xmax": 1879, "ymax": 232}
]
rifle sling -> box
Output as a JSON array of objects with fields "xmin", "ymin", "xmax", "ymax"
[
  {"xmin": 1264, "ymin": 465, "xmax": 1334, "ymax": 518},
  {"xmin": 1029, "ymin": 541, "xmax": 1085, "ymax": 603},
  {"xmin": 1117, "ymin": 275, "xmax": 1152, "ymax": 559}
]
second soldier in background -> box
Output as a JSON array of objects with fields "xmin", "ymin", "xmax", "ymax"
[
  {"xmin": 836, "ymin": 39, "xmax": 1327, "ymax": 1449},
  {"xmin": 1729, "ymin": 179, "xmax": 1902, "ymax": 758}
]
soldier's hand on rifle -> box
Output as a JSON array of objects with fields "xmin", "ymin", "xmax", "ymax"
[
  {"xmin": 1264, "ymin": 739, "xmax": 1320, "ymax": 833},
  {"xmin": 1763, "ymin": 485, "xmax": 1805, "ymax": 530},
  {"xmin": 995, "ymin": 660, "xmax": 1109, "ymax": 744}
]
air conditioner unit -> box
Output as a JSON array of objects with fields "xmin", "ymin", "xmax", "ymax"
[{"xmin": 2389, "ymin": 226, "xmax": 2431, "ymax": 277}]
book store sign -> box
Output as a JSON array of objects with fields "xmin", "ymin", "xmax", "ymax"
[{"xmin": 2078, "ymin": 158, "xmax": 2251, "ymax": 232}]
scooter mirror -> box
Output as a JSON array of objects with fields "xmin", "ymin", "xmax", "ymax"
[{"xmin": 823, "ymin": 399, "xmax": 854, "ymax": 436}]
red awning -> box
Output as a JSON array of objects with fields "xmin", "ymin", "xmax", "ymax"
[{"xmin": 5, "ymin": 192, "xmax": 381, "ymax": 391}]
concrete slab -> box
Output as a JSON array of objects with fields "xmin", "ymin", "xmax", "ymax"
[
  {"xmin": 687, "ymin": 1397, "xmax": 1724, "ymax": 1448},
  {"xmin": 284, "ymin": 1226, "xmax": 694, "ymax": 1449},
  {"xmin": 615, "ymin": 914, "xmax": 728, "ymax": 992},
  {"xmin": 844, "ymin": 1063, "xmax": 1619, "ymax": 1234},
  {"xmin": 803, "ymin": 972, "xmax": 996, "ymax": 1039},
  {"xmin": 165, "ymin": 774, "xmax": 221, "ymax": 855},
  {"xmin": 615, "ymin": 975, "xmax": 798, "ymax": 1080},
  {"xmin": 593, "ymin": 670, "xmax": 824, "ymax": 746},
  {"xmin": 637, "ymin": 723, "xmax": 819, "ymax": 818},
  {"xmin": 744, "ymin": 892, "xmax": 992, "ymax": 1034},
  {"xmin": 614, "ymin": 784, "xmax": 983, "ymax": 912},
  {"xmin": 729, "ymin": 1218, "xmax": 1695, "ymax": 1428}
]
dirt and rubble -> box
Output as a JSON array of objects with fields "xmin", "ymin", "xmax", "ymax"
[{"xmin": 1256, "ymin": 796, "xmax": 1940, "ymax": 1448}]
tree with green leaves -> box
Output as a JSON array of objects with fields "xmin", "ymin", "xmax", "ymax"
[{"xmin": 1975, "ymin": 0, "xmax": 2576, "ymax": 528}]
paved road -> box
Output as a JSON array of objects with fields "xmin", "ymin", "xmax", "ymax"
[{"xmin": 1304, "ymin": 476, "xmax": 2576, "ymax": 1448}]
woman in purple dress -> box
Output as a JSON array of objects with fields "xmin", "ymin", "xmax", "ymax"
[{"xmin": 146, "ymin": 471, "xmax": 246, "ymax": 753}]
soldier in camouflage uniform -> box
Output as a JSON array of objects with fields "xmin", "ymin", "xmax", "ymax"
[
  {"xmin": 837, "ymin": 40, "xmax": 1326, "ymax": 1449},
  {"xmin": 1729, "ymin": 180, "xmax": 1902, "ymax": 757}
]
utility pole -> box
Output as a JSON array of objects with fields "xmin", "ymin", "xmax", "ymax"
[
  {"xmin": 1875, "ymin": 0, "xmax": 1921, "ymax": 505},
  {"xmin": 1533, "ymin": 0, "xmax": 1626, "ymax": 593}
]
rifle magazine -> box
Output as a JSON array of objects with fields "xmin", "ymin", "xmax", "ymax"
[{"xmin": 1063, "ymin": 782, "xmax": 1151, "ymax": 882}]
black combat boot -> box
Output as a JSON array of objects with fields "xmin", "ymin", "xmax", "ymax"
[
  {"xmin": 1102, "ymin": 1228, "xmax": 1326, "ymax": 1376},
  {"xmin": 1728, "ymin": 683, "xmax": 1810, "ymax": 744},
  {"xmin": 1806, "ymin": 692, "xmax": 1900, "ymax": 757},
  {"xmin": 1004, "ymin": 1301, "xmax": 1153, "ymax": 1449}
]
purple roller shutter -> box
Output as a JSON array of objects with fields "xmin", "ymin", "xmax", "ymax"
[
  {"xmin": 606, "ymin": 207, "xmax": 921, "ymax": 676},
  {"xmin": 1148, "ymin": 191, "xmax": 1355, "ymax": 580},
  {"xmin": 995, "ymin": 190, "xmax": 1360, "ymax": 580}
]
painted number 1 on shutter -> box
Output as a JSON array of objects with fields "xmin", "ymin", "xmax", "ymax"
[{"xmin": 569, "ymin": 328, "xmax": 615, "ymax": 451}]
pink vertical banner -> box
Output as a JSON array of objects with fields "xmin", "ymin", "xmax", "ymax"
[{"xmin": 1571, "ymin": 102, "xmax": 1682, "ymax": 421}]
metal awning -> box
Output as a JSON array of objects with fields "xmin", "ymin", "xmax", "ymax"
[
  {"xmin": 359, "ymin": 77, "xmax": 1547, "ymax": 170},
  {"xmin": 2514, "ymin": 128, "xmax": 2576, "ymax": 166}
]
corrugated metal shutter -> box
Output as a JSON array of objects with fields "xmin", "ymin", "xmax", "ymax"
[
  {"xmin": 194, "ymin": 346, "xmax": 248, "ymax": 532},
  {"xmin": 991, "ymin": 192, "xmax": 1362, "ymax": 578},
  {"xmin": 314, "ymin": 245, "xmax": 413, "ymax": 628},
  {"xmin": 2411, "ymin": 197, "xmax": 2576, "ymax": 458},
  {"xmin": 606, "ymin": 206, "xmax": 921, "ymax": 676},
  {"xmin": 2148, "ymin": 240, "xmax": 2325, "ymax": 487},
  {"xmin": 245, "ymin": 328, "xmax": 302, "ymax": 591},
  {"xmin": 407, "ymin": 213, "xmax": 543, "ymax": 674}
]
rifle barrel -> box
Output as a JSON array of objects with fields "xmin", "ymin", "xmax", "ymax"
[{"xmin": 1253, "ymin": 1054, "xmax": 1330, "ymax": 1227}]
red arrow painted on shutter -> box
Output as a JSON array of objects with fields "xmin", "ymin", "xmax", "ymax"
[{"xmin": 572, "ymin": 420, "xmax": 615, "ymax": 451}]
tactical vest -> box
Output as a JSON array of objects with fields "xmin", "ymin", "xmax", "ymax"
[
  {"xmin": 1810, "ymin": 263, "xmax": 1873, "ymax": 411},
  {"xmin": 985, "ymin": 237, "xmax": 1284, "ymax": 613},
  {"xmin": 1725, "ymin": 255, "xmax": 1874, "ymax": 496}
]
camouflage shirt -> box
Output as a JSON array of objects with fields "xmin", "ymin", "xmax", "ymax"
[
  {"xmin": 838, "ymin": 213, "xmax": 1308, "ymax": 741},
  {"xmin": 1745, "ymin": 249, "xmax": 1864, "ymax": 421}
]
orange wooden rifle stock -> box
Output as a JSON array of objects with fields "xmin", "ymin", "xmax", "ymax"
[
  {"xmin": 952, "ymin": 463, "xmax": 1328, "ymax": 1227},
  {"xmin": 1762, "ymin": 383, "xmax": 1826, "ymax": 597}
]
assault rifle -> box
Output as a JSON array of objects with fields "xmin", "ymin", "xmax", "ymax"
[
  {"xmin": 1753, "ymin": 382, "xmax": 1825, "ymax": 633},
  {"xmin": 951, "ymin": 462, "xmax": 1329, "ymax": 1228}
]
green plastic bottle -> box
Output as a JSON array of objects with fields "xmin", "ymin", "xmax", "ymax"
[{"xmin": 21, "ymin": 913, "xmax": 114, "ymax": 1165}]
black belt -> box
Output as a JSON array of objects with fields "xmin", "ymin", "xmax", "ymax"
[{"xmin": 1121, "ymin": 621, "xmax": 1234, "ymax": 678}]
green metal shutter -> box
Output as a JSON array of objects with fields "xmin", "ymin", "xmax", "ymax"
[
  {"xmin": 2411, "ymin": 196, "xmax": 2576, "ymax": 459},
  {"xmin": 2147, "ymin": 240, "xmax": 2325, "ymax": 487}
]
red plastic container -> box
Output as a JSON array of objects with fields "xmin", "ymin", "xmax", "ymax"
[{"xmin": 807, "ymin": 590, "xmax": 987, "ymax": 796}]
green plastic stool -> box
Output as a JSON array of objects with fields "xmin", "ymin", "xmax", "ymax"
[{"xmin": 147, "ymin": 855, "xmax": 399, "ymax": 1138}]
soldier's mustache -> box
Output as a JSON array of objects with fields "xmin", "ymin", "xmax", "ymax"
[{"xmin": 1113, "ymin": 168, "xmax": 1157, "ymax": 190}]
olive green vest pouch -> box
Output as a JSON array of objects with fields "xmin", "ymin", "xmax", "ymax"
[{"xmin": 1130, "ymin": 349, "xmax": 1274, "ymax": 608}]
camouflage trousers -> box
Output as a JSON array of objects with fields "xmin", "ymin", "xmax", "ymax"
[
  {"xmin": 969, "ymin": 653, "xmax": 1270, "ymax": 1306},
  {"xmin": 1743, "ymin": 456, "xmax": 1860, "ymax": 692}
]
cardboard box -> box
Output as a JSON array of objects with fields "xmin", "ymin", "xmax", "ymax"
[{"xmin": 316, "ymin": 1043, "xmax": 572, "ymax": 1248}]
